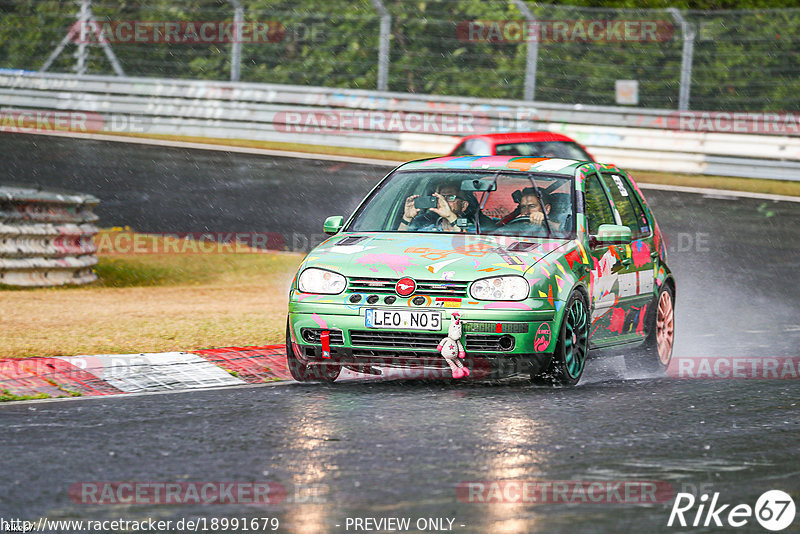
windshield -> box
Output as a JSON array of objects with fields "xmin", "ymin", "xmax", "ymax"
[
  {"xmin": 495, "ymin": 141, "xmax": 592, "ymax": 161},
  {"xmin": 346, "ymin": 170, "xmax": 574, "ymax": 238}
]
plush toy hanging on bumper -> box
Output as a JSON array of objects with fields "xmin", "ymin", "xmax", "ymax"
[{"xmin": 437, "ymin": 312, "xmax": 470, "ymax": 379}]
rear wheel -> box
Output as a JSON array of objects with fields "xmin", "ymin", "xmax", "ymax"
[
  {"xmin": 624, "ymin": 284, "xmax": 675, "ymax": 373},
  {"xmin": 531, "ymin": 290, "xmax": 589, "ymax": 386},
  {"xmin": 285, "ymin": 319, "xmax": 341, "ymax": 382}
]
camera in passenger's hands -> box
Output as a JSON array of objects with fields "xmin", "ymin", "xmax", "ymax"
[{"xmin": 414, "ymin": 195, "xmax": 438, "ymax": 209}]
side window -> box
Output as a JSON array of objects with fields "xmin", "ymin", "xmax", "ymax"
[
  {"xmin": 466, "ymin": 139, "xmax": 491, "ymax": 155},
  {"xmin": 584, "ymin": 174, "xmax": 615, "ymax": 235},
  {"xmin": 451, "ymin": 139, "xmax": 491, "ymax": 156},
  {"xmin": 601, "ymin": 173, "xmax": 650, "ymax": 238}
]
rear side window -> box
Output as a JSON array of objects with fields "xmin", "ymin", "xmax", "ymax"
[
  {"xmin": 451, "ymin": 142, "xmax": 470, "ymax": 156},
  {"xmin": 452, "ymin": 139, "xmax": 491, "ymax": 156},
  {"xmin": 584, "ymin": 174, "xmax": 616, "ymax": 235},
  {"xmin": 495, "ymin": 141, "xmax": 592, "ymax": 161},
  {"xmin": 601, "ymin": 173, "xmax": 650, "ymax": 238}
]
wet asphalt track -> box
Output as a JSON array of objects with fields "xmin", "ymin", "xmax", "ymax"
[{"xmin": 2, "ymin": 133, "xmax": 800, "ymax": 533}]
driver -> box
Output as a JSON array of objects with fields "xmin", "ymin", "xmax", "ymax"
[
  {"xmin": 398, "ymin": 183, "xmax": 473, "ymax": 233},
  {"xmin": 515, "ymin": 187, "xmax": 561, "ymax": 231}
]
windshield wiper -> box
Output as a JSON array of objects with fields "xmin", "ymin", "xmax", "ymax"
[{"xmin": 526, "ymin": 172, "xmax": 552, "ymax": 236}]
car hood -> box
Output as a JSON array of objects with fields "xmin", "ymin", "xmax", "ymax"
[{"xmin": 303, "ymin": 232, "xmax": 570, "ymax": 280}]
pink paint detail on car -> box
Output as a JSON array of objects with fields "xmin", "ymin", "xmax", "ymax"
[
  {"xmin": 482, "ymin": 302, "xmax": 533, "ymax": 310},
  {"xmin": 356, "ymin": 253, "xmax": 414, "ymax": 275},
  {"xmin": 469, "ymin": 156, "xmax": 515, "ymax": 168},
  {"xmin": 609, "ymin": 307, "xmax": 626, "ymax": 333},
  {"xmin": 312, "ymin": 312, "xmax": 328, "ymax": 329},
  {"xmin": 631, "ymin": 240, "xmax": 652, "ymax": 268}
]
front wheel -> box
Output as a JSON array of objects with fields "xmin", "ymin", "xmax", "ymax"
[
  {"xmin": 285, "ymin": 319, "xmax": 341, "ymax": 382},
  {"xmin": 531, "ymin": 290, "xmax": 589, "ymax": 386},
  {"xmin": 624, "ymin": 284, "xmax": 675, "ymax": 373}
]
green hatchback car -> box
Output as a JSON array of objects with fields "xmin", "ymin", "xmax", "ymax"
[{"xmin": 286, "ymin": 156, "xmax": 675, "ymax": 385}]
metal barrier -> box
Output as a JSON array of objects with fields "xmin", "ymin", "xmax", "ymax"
[
  {"xmin": 0, "ymin": 71, "xmax": 798, "ymax": 180},
  {"xmin": 0, "ymin": 185, "xmax": 99, "ymax": 287}
]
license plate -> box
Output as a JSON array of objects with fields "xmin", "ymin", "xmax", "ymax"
[{"xmin": 365, "ymin": 309, "xmax": 441, "ymax": 331}]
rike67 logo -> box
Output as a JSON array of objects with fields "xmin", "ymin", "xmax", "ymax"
[{"xmin": 668, "ymin": 490, "xmax": 796, "ymax": 531}]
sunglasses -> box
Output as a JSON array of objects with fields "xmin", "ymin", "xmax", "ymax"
[{"xmin": 440, "ymin": 194, "xmax": 464, "ymax": 202}]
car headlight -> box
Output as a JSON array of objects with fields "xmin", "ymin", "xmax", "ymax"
[
  {"xmin": 470, "ymin": 275, "xmax": 530, "ymax": 301},
  {"xmin": 298, "ymin": 268, "xmax": 346, "ymax": 294}
]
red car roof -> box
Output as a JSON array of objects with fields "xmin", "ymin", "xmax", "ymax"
[
  {"xmin": 449, "ymin": 131, "xmax": 594, "ymax": 161},
  {"xmin": 457, "ymin": 131, "xmax": 579, "ymax": 145}
]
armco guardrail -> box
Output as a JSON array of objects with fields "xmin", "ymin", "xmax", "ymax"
[
  {"xmin": 0, "ymin": 71, "xmax": 798, "ymax": 180},
  {"xmin": 0, "ymin": 186, "xmax": 99, "ymax": 287}
]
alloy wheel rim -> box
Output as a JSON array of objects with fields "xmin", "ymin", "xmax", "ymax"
[
  {"xmin": 656, "ymin": 291, "xmax": 674, "ymax": 365},
  {"xmin": 564, "ymin": 298, "xmax": 588, "ymax": 378}
]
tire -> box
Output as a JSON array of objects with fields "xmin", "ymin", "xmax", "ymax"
[
  {"xmin": 531, "ymin": 290, "xmax": 589, "ymax": 386},
  {"xmin": 624, "ymin": 284, "xmax": 675, "ymax": 373},
  {"xmin": 285, "ymin": 319, "xmax": 341, "ymax": 382}
]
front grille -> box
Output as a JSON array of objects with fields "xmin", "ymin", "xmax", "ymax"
[
  {"xmin": 350, "ymin": 330, "xmax": 441, "ymax": 348},
  {"xmin": 347, "ymin": 277, "xmax": 469, "ymax": 297},
  {"xmin": 349, "ymin": 330, "xmax": 512, "ymax": 352},
  {"xmin": 347, "ymin": 278, "xmax": 396, "ymax": 293},
  {"xmin": 300, "ymin": 328, "xmax": 344, "ymax": 345},
  {"xmin": 351, "ymin": 348, "xmax": 443, "ymax": 359}
]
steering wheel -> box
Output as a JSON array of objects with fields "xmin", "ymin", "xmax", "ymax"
[{"xmin": 503, "ymin": 215, "xmax": 537, "ymax": 226}]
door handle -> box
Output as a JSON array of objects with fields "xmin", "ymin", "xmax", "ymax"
[{"xmin": 621, "ymin": 256, "xmax": 632, "ymax": 266}]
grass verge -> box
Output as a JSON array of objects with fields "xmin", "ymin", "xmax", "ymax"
[
  {"xmin": 1, "ymin": 231, "xmax": 303, "ymax": 358},
  {"xmin": 116, "ymin": 132, "xmax": 433, "ymax": 163},
  {"xmin": 0, "ymin": 389, "xmax": 50, "ymax": 402},
  {"xmin": 630, "ymin": 170, "xmax": 800, "ymax": 198}
]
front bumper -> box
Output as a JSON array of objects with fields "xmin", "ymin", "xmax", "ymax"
[{"xmin": 287, "ymin": 300, "xmax": 562, "ymax": 373}]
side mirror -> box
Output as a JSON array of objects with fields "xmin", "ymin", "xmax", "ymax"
[
  {"xmin": 323, "ymin": 215, "xmax": 344, "ymax": 235},
  {"xmin": 591, "ymin": 224, "xmax": 632, "ymax": 246}
]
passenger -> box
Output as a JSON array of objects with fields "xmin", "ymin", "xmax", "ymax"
[{"xmin": 398, "ymin": 183, "xmax": 473, "ymax": 233}]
